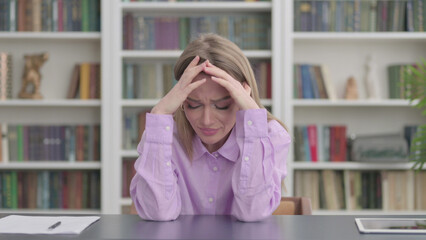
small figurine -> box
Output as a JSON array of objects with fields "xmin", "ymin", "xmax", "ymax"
[
  {"xmin": 344, "ymin": 76, "xmax": 359, "ymax": 99},
  {"xmin": 364, "ymin": 55, "xmax": 381, "ymax": 99},
  {"xmin": 18, "ymin": 53, "xmax": 49, "ymax": 99}
]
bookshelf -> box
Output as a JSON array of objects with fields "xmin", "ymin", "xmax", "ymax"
[
  {"xmin": 111, "ymin": 0, "xmax": 281, "ymax": 214},
  {"xmin": 285, "ymin": 0, "xmax": 426, "ymax": 214},
  {"xmin": 0, "ymin": 0, "xmax": 112, "ymax": 214}
]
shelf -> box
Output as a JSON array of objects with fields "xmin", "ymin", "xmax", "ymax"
[
  {"xmin": 292, "ymin": 162, "xmax": 420, "ymax": 170},
  {"xmin": 0, "ymin": 209, "xmax": 101, "ymax": 215},
  {"xmin": 0, "ymin": 99, "xmax": 101, "ymax": 107},
  {"xmin": 0, "ymin": 162, "xmax": 102, "ymax": 170},
  {"xmin": 121, "ymin": 99, "xmax": 272, "ymax": 108},
  {"xmin": 292, "ymin": 99, "xmax": 416, "ymax": 107},
  {"xmin": 293, "ymin": 32, "xmax": 426, "ymax": 42},
  {"xmin": 121, "ymin": 150, "xmax": 138, "ymax": 158},
  {"xmin": 121, "ymin": 2, "xmax": 272, "ymax": 13},
  {"xmin": 121, "ymin": 50, "xmax": 272, "ymax": 59},
  {"xmin": 120, "ymin": 198, "xmax": 132, "ymax": 206},
  {"xmin": 0, "ymin": 32, "xmax": 101, "ymax": 40},
  {"xmin": 313, "ymin": 209, "xmax": 426, "ymax": 215}
]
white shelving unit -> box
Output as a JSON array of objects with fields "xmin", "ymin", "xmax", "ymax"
[
  {"xmin": 111, "ymin": 0, "xmax": 281, "ymax": 214},
  {"xmin": 0, "ymin": 0, "xmax": 112, "ymax": 214},
  {"xmin": 283, "ymin": 1, "xmax": 426, "ymax": 214}
]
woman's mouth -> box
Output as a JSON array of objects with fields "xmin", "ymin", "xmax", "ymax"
[{"xmin": 200, "ymin": 128, "xmax": 218, "ymax": 136}]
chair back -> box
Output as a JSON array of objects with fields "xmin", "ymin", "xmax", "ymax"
[{"xmin": 272, "ymin": 197, "xmax": 312, "ymax": 215}]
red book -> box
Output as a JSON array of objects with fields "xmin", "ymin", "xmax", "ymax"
[
  {"xmin": 266, "ymin": 62, "xmax": 272, "ymax": 99},
  {"xmin": 307, "ymin": 125, "xmax": 318, "ymax": 162},
  {"xmin": 58, "ymin": 0, "xmax": 63, "ymax": 31}
]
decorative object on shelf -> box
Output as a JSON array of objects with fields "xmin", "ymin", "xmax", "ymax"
[
  {"xmin": 404, "ymin": 58, "xmax": 426, "ymax": 170},
  {"xmin": 0, "ymin": 53, "xmax": 13, "ymax": 100},
  {"xmin": 18, "ymin": 53, "xmax": 49, "ymax": 99},
  {"xmin": 363, "ymin": 55, "xmax": 381, "ymax": 99},
  {"xmin": 351, "ymin": 134, "xmax": 409, "ymax": 162},
  {"xmin": 344, "ymin": 76, "xmax": 358, "ymax": 99}
]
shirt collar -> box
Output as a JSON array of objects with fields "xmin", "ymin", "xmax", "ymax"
[{"xmin": 192, "ymin": 127, "xmax": 239, "ymax": 162}]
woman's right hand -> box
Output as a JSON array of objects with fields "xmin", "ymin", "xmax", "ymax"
[{"xmin": 151, "ymin": 56, "xmax": 206, "ymax": 115}]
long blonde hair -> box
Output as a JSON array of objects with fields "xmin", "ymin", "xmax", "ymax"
[{"xmin": 174, "ymin": 33, "xmax": 287, "ymax": 159}]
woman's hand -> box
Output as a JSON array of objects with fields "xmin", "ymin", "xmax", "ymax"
[
  {"xmin": 203, "ymin": 61, "xmax": 259, "ymax": 110},
  {"xmin": 151, "ymin": 56, "xmax": 207, "ymax": 115}
]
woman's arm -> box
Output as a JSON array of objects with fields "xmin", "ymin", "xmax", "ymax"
[
  {"xmin": 130, "ymin": 113, "xmax": 181, "ymax": 221},
  {"xmin": 231, "ymin": 109, "xmax": 290, "ymax": 222}
]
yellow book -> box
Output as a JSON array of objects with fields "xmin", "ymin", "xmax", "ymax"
[{"xmin": 80, "ymin": 63, "xmax": 90, "ymax": 99}]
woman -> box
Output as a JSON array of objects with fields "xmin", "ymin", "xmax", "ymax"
[{"xmin": 130, "ymin": 33, "xmax": 290, "ymax": 222}]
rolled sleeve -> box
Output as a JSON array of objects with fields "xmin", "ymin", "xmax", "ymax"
[
  {"xmin": 235, "ymin": 109, "xmax": 268, "ymax": 139},
  {"xmin": 145, "ymin": 113, "xmax": 174, "ymax": 144}
]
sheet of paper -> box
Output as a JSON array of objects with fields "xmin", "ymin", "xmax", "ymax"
[{"xmin": 0, "ymin": 215, "xmax": 100, "ymax": 234}]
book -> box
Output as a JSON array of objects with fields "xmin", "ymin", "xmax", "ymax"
[{"xmin": 0, "ymin": 53, "xmax": 12, "ymax": 100}]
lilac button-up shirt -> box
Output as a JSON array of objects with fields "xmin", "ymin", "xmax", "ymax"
[{"xmin": 130, "ymin": 108, "xmax": 291, "ymax": 222}]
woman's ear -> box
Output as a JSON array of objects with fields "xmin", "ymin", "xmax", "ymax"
[{"xmin": 243, "ymin": 82, "xmax": 251, "ymax": 95}]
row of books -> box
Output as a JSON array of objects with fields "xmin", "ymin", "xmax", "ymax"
[
  {"xmin": 122, "ymin": 158, "xmax": 136, "ymax": 198},
  {"xmin": 388, "ymin": 64, "xmax": 421, "ymax": 99},
  {"xmin": 295, "ymin": 170, "xmax": 426, "ymax": 211},
  {"xmin": 67, "ymin": 63, "xmax": 101, "ymax": 99},
  {"xmin": 123, "ymin": 110, "xmax": 149, "ymax": 150},
  {"xmin": 122, "ymin": 62, "xmax": 175, "ymax": 99},
  {"xmin": 294, "ymin": 0, "xmax": 426, "ymax": 32},
  {"xmin": 123, "ymin": 14, "xmax": 271, "ymax": 50},
  {"xmin": 0, "ymin": 170, "xmax": 100, "ymax": 209},
  {"xmin": 294, "ymin": 125, "xmax": 347, "ymax": 162},
  {"xmin": 293, "ymin": 64, "xmax": 337, "ymax": 100},
  {"xmin": 0, "ymin": 0, "xmax": 101, "ymax": 32},
  {"xmin": 122, "ymin": 61, "xmax": 272, "ymax": 100},
  {"xmin": 0, "ymin": 53, "xmax": 12, "ymax": 100},
  {"xmin": 122, "ymin": 0, "xmax": 268, "ymax": 2},
  {"xmin": 0, "ymin": 124, "xmax": 100, "ymax": 162}
]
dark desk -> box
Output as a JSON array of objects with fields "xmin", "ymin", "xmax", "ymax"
[{"xmin": 0, "ymin": 215, "xmax": 425, "ymax": 240}]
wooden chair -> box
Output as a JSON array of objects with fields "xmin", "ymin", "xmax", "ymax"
[{"xmin": 272, "ymin": 197, "xmax": 312, "ymax": 215}]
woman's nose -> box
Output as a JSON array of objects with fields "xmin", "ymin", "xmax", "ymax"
[{"xmin": 201, "ymin": 107, "xmax": 212, "ymax": 125}]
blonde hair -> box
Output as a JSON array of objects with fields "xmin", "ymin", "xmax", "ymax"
[{"xmin": 174, "ymin": 33, "xmax": 287, "ymax": 159}]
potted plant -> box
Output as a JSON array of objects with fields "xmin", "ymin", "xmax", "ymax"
[{"xmin": 404, "ymin": 58, "xmax": 426, "ymax": 170}]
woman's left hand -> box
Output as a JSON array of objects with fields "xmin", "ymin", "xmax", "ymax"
[{"xmin": 203, "ymin": 61, "xmax": 259, "ymax": 110}]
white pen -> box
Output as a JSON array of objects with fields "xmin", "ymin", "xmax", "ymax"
[{"xmin": 48, "ymin": 221, "xmax": 61, "ymax": 230}]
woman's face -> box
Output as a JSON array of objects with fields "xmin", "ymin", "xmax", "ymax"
[{"xmin": 184, "ymin": 73, "xmax": 239, "ymax": 153}]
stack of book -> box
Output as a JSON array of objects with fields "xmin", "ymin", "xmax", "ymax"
[
  {"xmin": 0, "ymin": 170, "xmax": 100, "ymax": 210},
  {"xmin": 122, "ymin": 14, "xmax": 271, "ymax": 50},
  {"xmin": 294, "ymin": 124, "xmax": 347, "ymax": 162},
  {"xmin": 122, "ymin": 62, "xmax": 175, "ymax": 99},
  {"xmin": 294, "ymin": 169, "xmax": 426, "ymax": 211},
  {"xmin": 122, "ymin": 158, "xmax": 136, "ymax": 198},
  {"xmin": 0, "ymin": 53, "xmax": 12, "ymax": 100},
  {"xmin": 294, "ymin": 0, "xmax": 426, "ymax": 32},
  {"xmin": 1, "ymin": 124, "xmax": 101, "ymax": 162},
  {"xmin": 67, "ymin": 63, "xmax": 101, "ymax": 99},
  {"xmin": 293, "ymin": 64, "xmax": 337, "ymax": 100},
  {"xmin": 0, "ymin": 0, "xmax": 101, "ymax": 32}
]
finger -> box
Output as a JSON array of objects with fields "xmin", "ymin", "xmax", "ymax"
[
  {"xmin": 184, "ymin": 79, "xmax": 206, "ymax": 94},
  {"xmin": 243, "ymin": 82, "xmax": 251, "ymax": 95},
  {"xmin": 211, "ymin": 76, "xmax": 234, "ymax": 91},
  {"xmin": 180, "ymin": 61, "xmax": 206, "ymax": 85},
  {"xmin": 204, "ymin": 65, "xmax": 239, "ymax": 86},
  {"xmin": 187, "ymin": 55, "xmax": 200, "ymax": 68}
]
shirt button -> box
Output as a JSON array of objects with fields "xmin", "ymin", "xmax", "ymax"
[
  {"xmin": 244, "ymin": 156, "xmax": 249, "ymax": 161},
  {"xmin": 166, "ymin": 161, "xmax": 171, "ymax": 166},
  {"xmin": 213, "ymin": 167, "xmax": 218, "ymax": 172},
  {"xmin": 247, "ymin": 120, "xmax": 253, "ymax": 126},
  {"xmin": 165, "ymin": 126, "xmax": 170, "ymax": 131},
  {"xmin": 213, "ymin": 153, "xmax": 219, "ymax": 157},
  {"xmin": 208, "ymin": 197, "xmax": 214, "ymax": 203}
]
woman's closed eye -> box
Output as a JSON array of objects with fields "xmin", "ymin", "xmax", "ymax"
[
  {"xmin": 187, "ymin": 103, "xmax": 202, "ymax": 109},
  {"xmin": 214, "ymin": 103, "xmax": 230, "ymax": 110}
]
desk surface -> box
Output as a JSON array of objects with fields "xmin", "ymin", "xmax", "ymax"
[{"xmin": 0, "ymin": 214, "xmax": 425, "ymax": 240}]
